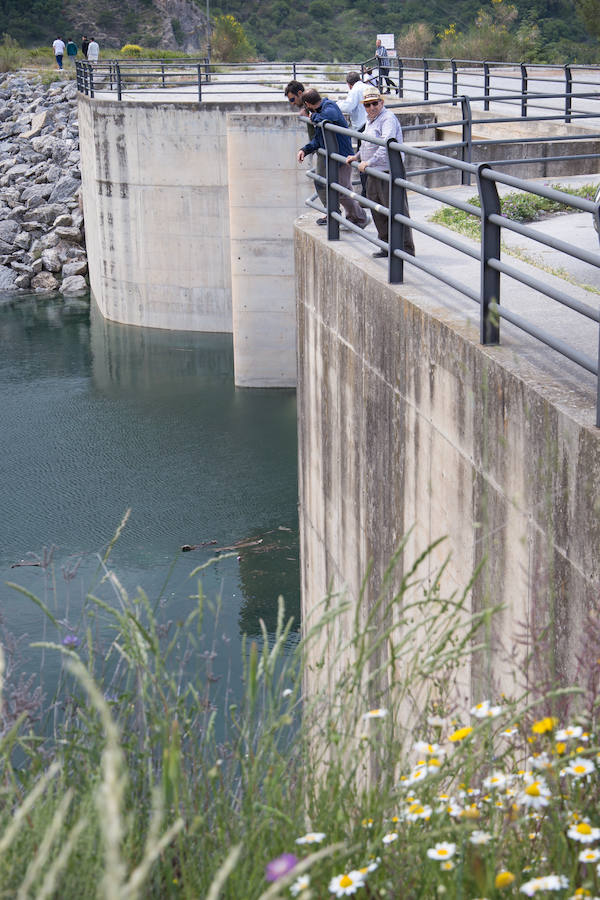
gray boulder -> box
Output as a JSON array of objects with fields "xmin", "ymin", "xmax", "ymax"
[
  {"xmin": 62, "ymin": 259, "xmax": 87, "ymax": 278},
  {"xmin": 31, "ymin": 271, "xmax": 58, "ymax": 292},
  {"xmin": 0, "ymin": 265, "xmax": 17, "ymax": 288},
  {"xmin": 41, "ymin": 247, "xmax": 62, "ymax": 272},
  {"xmin": 49, "ymin": 176, "xmax": 80, "ymax": 204},
  {"xmin": 59, "ymin": 274, "xmax": 87, "ymax": 294}
]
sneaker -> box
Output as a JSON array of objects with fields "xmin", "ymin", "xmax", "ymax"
[
  {"xmin": 316, "ymin": 216, "xmax": 327, "ymax": 226},
  {"xmin": 372, "ymin": 249, "xmax": 388, "ymax": 258}
]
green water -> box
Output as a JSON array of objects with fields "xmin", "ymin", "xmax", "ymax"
[{"xmin": 0, "ymin": 294, "xmax": 300, "ymax": 697}]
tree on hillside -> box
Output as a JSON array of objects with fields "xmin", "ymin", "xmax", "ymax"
[
  {"xmin": 573, "ymin": 0, "xmax": 600, "ymax": 38},
  {"xmin": 437, "ymin": 0, "xmax": 540, "ymax": 61},
  {"xmin": 0, "ymin": 0, "xmax": 68, "ymax": 45},
  {"xmin": 211, "ymin": 14, "xmax": 255, "ymax": 62}
]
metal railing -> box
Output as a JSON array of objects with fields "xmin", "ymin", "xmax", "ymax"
[
  {"xmin": 306, "ymin": 116, "xmax": 600, "ymax": 425},
  {"xmin": 75, "ymin": 57, "xmax": 600, "ymax": 119}
]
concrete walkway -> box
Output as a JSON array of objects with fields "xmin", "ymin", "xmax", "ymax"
[{"xmin": 298, "ymin": 172, "xmax": 600, "ymax": 423}]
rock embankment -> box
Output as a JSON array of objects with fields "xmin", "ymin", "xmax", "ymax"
[{"xmin": 0, "ymin": 72, "xmax": 87, "ymax": 295}]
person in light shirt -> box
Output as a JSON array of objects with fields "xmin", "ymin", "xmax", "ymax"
[
  {"xmin": 87, "ymin": 38, "xmax": 99, "ymax": 63},
  {"xmin": 52, "ymin": 37, "xmax": 65, "ymax": 70},
  {"xmin": 338, "ymin": 72, "xmax": 367, "ymax": 195}
]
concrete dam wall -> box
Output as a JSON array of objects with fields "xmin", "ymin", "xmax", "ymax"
[
  {"xmin": 77, "ymin": 96, "xmax": 308, "ymax": 386},
  {"xmin": 296, "ymin": 221, "xmax": 600, "ymax": 703}
]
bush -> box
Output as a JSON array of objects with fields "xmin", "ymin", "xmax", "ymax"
[
  {"xmin": 211, "ymin": 13, "xmax": 255, "ymax": 63},
  {"xmin": 437, "ymin": 0, "xmax": 540, "ymax": 62},
  {"xmin": 120, "ymin": 43, "xmax": 143, "ymax": 57},
  {"xmin": 0, "ymin": 32, "xmax": 22, "ymax": 72}
]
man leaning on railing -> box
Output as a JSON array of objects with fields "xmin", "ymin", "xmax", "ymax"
[
  {"xmin": 297, "ymin": 89, "xmax": 369, "ymax": 230},
  {"xmin": 346, "ymin": 85, "xmax": 414, "ymax": 259}
]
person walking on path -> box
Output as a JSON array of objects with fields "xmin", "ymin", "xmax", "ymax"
[
  {"xmin": 375, "ymin": 38, "xmax": 396, "ymax": 94},
  {"xmin": 298, "ymin": 89, "xmax": 369, "ymax": 230},
  {"xmin": 52, "ymin": 37, "xmax": 65, "ymax": 70},
  {"xmin": 66, "ymin": 39, "xmax": 77, "ymax": 64},
  {"xmin": 285, "ymin": 79, "xmax": 328, "ymax": 224},
  {"xmin": 346, "ymin": 85, "xmax": 414, "ymax": 258},
  {"xmin": 87, "ymin": 37, "xmax": 99, "ymax": 63},
  {"xmin": 81, "ymin": 36, "xmax": 90, "ymax": 58}
]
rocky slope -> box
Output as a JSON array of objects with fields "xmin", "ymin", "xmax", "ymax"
[{"xmin": 0, "ymin": 72, "xmax": 87, "ymax": 295}]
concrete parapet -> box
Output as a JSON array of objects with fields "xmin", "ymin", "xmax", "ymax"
[{"xmin": 296, "ymin": 221, "xmax": 600, "ymax": 706}]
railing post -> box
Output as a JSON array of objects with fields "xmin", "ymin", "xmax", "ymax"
[
  {"xmin": 451, "ymin": 58, "xmax": 457, "ymax": 105},
  {"xmin": 483, "ymin": 60, "xmax": 490, "ymax": 111},
  {"xmin": 197, "ymin": 64, "xmax": 202, "ymax": 102},
  {"xmin": 398, "ymin": 57, "xmax": 403, "ymax": 98},
  {"xmin": 161, "ymin": 62, "xmax": 165, "ymax": 87},
  {"xmin": 477, "ymin": 164, "xmax": 501, "ymax": 345},
  {"xmin": 204, "ymin": 57, "xmax": 210, "ymax": 83},
  {"xmin": 565, "ymin": 64, "xmax": 572, "ymax": 123},
  {"xmin": 387, "ymin": 140, "xmax": 406, "ymax": 284},
  {"xmin": 460, "ymin": 95, "xmax": 472, "ymax": 185},
  {"xmin": 293, "ymin": 62, "xmax": 297, "ymax": 79},
  {"xmin": 322, "ymin": 124, "xmax": 340, "ymax": 242},
  {"xmin": 89, "ymin": 63, "xmax": 95, "ymax": 99},
  {"xmin": 520, "ymin": 62, "xmax": 527, "ymax": 117},
  {"xmin": 423, "ymin": 57, "xmax": 429, "ymax": 101}
]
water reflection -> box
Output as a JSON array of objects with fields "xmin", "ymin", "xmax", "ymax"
[{"xmin": 0, "ymin": 293, "xmax": 299, "ymax": 704}]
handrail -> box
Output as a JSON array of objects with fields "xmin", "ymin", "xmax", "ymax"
[{"xmin": 306, "ymin": 116, "xmax": 600, "ymax": 426}]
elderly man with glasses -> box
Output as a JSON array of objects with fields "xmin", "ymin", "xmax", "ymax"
[
  {"xmin": 297, "ymin": 89, "xmax": 369, "ymax": 230},
  {"xmin": 346, "ymin": 86, "xmax": 414, "ymax": 259}
]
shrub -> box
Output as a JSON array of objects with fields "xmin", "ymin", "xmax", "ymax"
[
  {"xmin": 120, "ymin": 43, "xmax": 143, "ymax": 57},
  {"xmin": 437, "ymin": 0, "xmax": 540, "ymax": 62},
  {"xmin": 0, "ymin": 33, "xmax": 22, "ymax": 72},
  {"xmin": 211, "ymin": 13, "xmax": 255, "ymax": 63}
]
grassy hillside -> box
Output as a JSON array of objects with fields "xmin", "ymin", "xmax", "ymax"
[{"xmin": 0, "ymin": 0, "xmax": 596, "ymax": 61}]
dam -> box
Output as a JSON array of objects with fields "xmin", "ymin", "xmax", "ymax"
[{"xmin": 77, "ymin": 59, "xmax": 600, "ymax": 703}]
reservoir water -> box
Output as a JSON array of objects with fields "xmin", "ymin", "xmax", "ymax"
[{"xmin": 0, "ymin": 293, "xmax": 300, "ymax": 699}]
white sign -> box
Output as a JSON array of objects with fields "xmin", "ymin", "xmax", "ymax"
[{"xmin": 377, "ymin": 33, "xmax": 395, "ymax": 50}]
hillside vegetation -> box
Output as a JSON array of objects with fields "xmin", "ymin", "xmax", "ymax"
[{"xmin": 0, "ymin": 0, "xmax": 597, "ymax": 62}]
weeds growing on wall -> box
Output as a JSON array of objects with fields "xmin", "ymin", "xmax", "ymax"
[{"xmin": 1, "ymin": 521, "xmax": 600, "ymax": 897}]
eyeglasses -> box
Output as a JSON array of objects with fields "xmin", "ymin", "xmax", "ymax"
[
  {"xmin": 287, "ymin": 95, "xmax": 297, "ymax": 103},
  {"xmin": 364, "ymin": 100, "xmax": 381, "ymax": 108}
]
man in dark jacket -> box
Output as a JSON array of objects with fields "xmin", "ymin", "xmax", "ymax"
[
  {"xmin": 81, "ymin": 36, "xmax": 90, "ymax": 58},
  {"xmin": 297, "ymin": 89, "xmax": 368, "ymax": 228}
]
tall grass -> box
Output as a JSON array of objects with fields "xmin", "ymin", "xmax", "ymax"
[{"xmin": 1, "ymin": 525, "xmax": 598, "ymax": 898}]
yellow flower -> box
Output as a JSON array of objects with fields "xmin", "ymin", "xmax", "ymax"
[
  {"xmin": 495, "ymin": 871, "xmax": 515, "ymax": 888},
  {"xmin": 555, "ymin": 742, "xmax": 566, "ymax": 755},
  {"xmin": 532, "ymin": 717, "xmax": 558, "ymax": 734},
  {"xmin": 448, "ymin": 726, "xmax": 473, "ymax": 742}
]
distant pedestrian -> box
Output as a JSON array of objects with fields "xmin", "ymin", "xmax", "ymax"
[
  {"xmin": 52, "ymin": 37, "xmax": 65, "ymax": 70},
  {"xmin": 66, "ymin": 39, "xmax": 77, "ymax": 64},
  {"xmin": 346, "ymin": 85, "xmax": 414, "ymax": 258},
  {"xmin": 87, "ymin": 37, "xmax": 99, "ymax": 63},
  {"xmin": 285, "ymin": 79, "xmax": 327, "ymax": 224},
  {"xmin": 298, "ymin": 89, "xmax": 369, "ymax": 230},
  {"xmin": 81, "ymin": 35, "xmax": 90, "ymax": 58},
  {"xmin": 375, "ymin": 38, "xmax": 396, "ymax": 94}
]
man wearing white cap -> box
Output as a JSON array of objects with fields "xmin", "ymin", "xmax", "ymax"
[{"xmin": 346, "ymin": 86, "xmax": 414, "ymax": 259}]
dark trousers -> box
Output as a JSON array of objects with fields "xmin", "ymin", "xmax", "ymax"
[
  {"xmin": 366, "ymin": 173, "xmax": 415, "ymax": 254},
  {"xmin": 378, "ymin": 66, "xmax": 396, "ymax": 92}
]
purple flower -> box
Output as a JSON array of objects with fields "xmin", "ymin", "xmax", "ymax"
[
  {"xmin": 265, "ymin": 853, "xmax": 298, "ymax": 882},
  {"xmin": 62, "ymin": 634, "xmax": 81, "ymax": 648}
]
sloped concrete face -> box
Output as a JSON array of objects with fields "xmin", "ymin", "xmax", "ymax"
[
  {"xmin": 296, "ymin": 222, "xmax": 600, "ymax": 708},
  {"xmin": 227, "ymin": 112, "xmax": 307, "ymax": 388}
]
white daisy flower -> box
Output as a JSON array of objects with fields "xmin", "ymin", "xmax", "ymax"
[
  {"xmin": 290, "ymin": 874, "xmax": 310, "ymax": 896},
  {"xmin": 518, "ymin": 776, "xmax": 551, "ymax": 810},
  {"xmin": 328, "ymin": 870, "xmax": 365, "ymax": 896},
  {"xmin": 528, "ymin": 753, "xmax": 553, "ymax": 771},
  {"xmin": 567, "ymin": 822, "xmax": 600, "ymax": 843},
  {"xmin": 520, "ymin": 874, "xmax": 569, "ymax": 895},
  {"xmin": 471, "ymin": 700, "xmax": 502, "ymax": 719},
  {"xmin": 470, "ymin": 830, "xmax": 492, "ymax": 845},
  {"xmin": 440, "ymin": 860, "xmax": 455, "ymax": 871},
  {"xmin": 382, "ymin": 832, "xmax": 399, "ymax": 844},
  {"xmin": 282, "ymin": 688, "xmax": 293, "ymax": 698},
  {"xmin": 578, "ymin": 847, "xmax": 600, "ymax": 863},
  {"xmin": 406, "ymin": 802, "xmax": 432, "ymax": 821},
  {"xmin": 358, "ymin": 858, "xmax": 380, "ymax": 874},
  {"xmin": 427, "ymin": 842, "xmax": 456, "ymax": 861},
  {"xmin": 563, "ymin": 757, "xmax": 595, "ymax": 778},
  {"xmin": 501, "ymin": 726, "xmax": 518, "ymax": 737},
  {"xmin": 556, "ymin": 725, "xmax": 583, "ymax": 741},
  {"xmin": 483, "ymin": 772, "xmax": 507, "ymax": 791},
  {"xmin": 406, "ymin": 765, "xmax": 429, "ymax": 785},
  {"xmin": 363, "ymin": 708, "xmax": 387, "ymax": 719},
  {"xmin": 414, "ymin": 741, "xmax": 444, "ymax": 757},
  {"xmin": 295, "ymin": 832, "xmax": 326, "ymax": 845}
]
